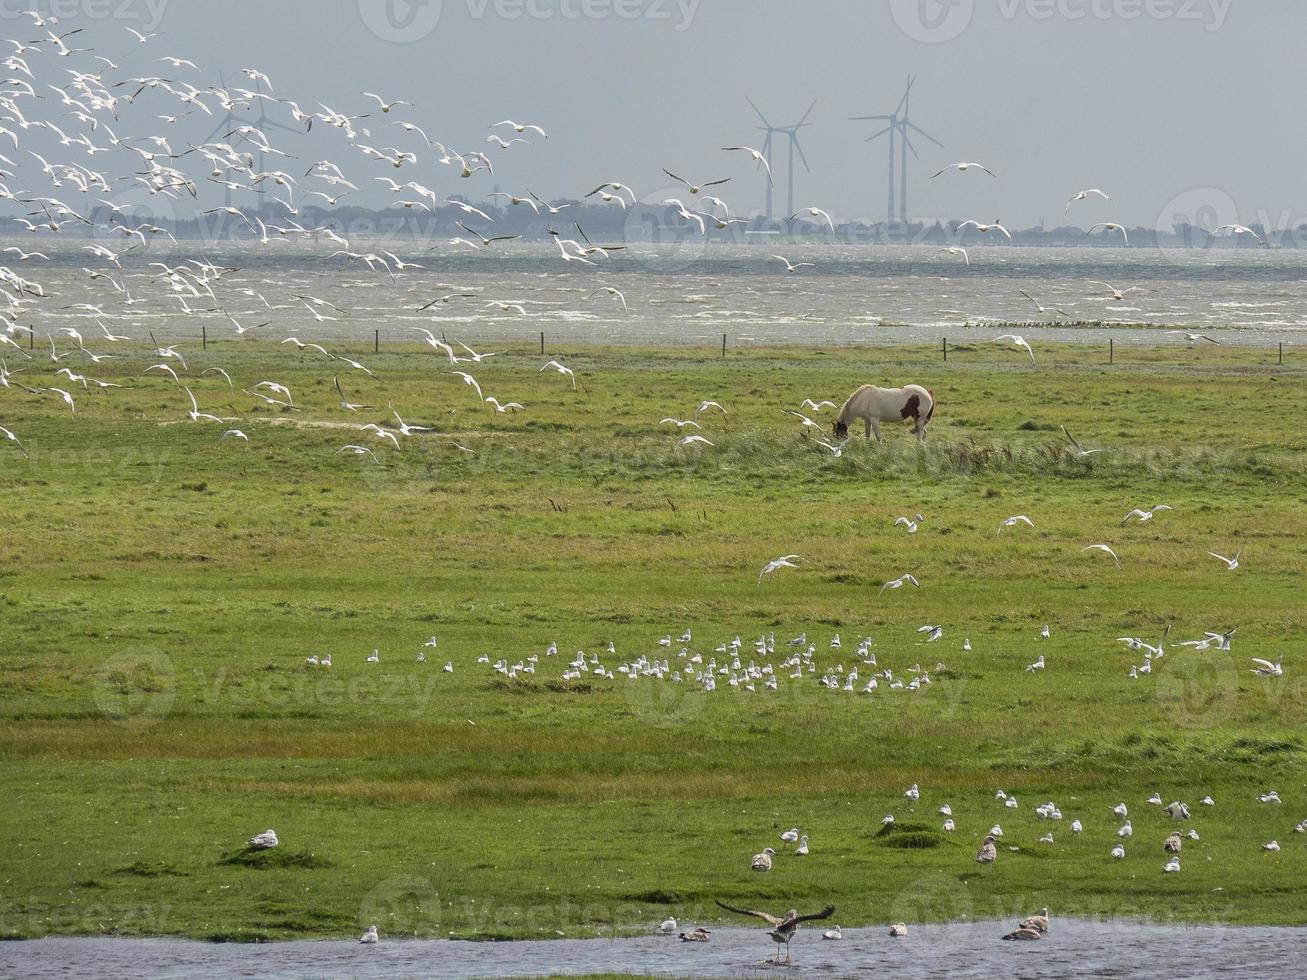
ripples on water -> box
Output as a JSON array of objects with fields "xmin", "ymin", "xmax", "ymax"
[
  {"xmin": 1, "ymin": 921, "xmax": 1300, "ymax": 979},
  {"xmin": 30, "ymin": 241, "xmax": 1307, "ymax": 348}
]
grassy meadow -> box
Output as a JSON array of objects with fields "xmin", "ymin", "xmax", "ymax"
[{"xmin": 1, "ymin": 336, "xmax": 1306, "ymax": 940}]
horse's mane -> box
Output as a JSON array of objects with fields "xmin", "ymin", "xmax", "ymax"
[{"xmin": 837, "ymin": 384, "xmax": 875, "ymax": 422}]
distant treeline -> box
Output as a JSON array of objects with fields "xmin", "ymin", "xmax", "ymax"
[{"xmin": 0, "ymin": 200, "xmax": 1296, "ymax": 248}]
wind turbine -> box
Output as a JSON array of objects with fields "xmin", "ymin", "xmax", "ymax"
[
  {"xmin": 747, "ymin": 97, "xmax": 816, "ymax": 219},
  {"xmin": 850, "ymin": 76, "xmax": 942, "ymax": 224},
  {"xmin": 203, "ymin": 73, "xmax": 300, "ymax": 208}
]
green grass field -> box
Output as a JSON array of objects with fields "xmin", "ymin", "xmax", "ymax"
[{"xmin": 2, "ymin": 338, "xmax": 1305, "ymax": 941}]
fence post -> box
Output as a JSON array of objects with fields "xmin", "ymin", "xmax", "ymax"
[
  {"xmin": 375, "ymin": 329, "xmax": 379, "ymax": 354},
  {"xmin": 942, "ymin": 337, "xmax": 947, "ymax": 362},
  {"xmin": 1279, "ymin": 342, "xmax": 1283, "ymax": 365},
  {"xmin": 722, "ymin": 333, "xmax": 726, "ymax": 358},
  {"xmin": 1109, "ymin": 337, "xmax": 1113, "ymax": 364},
  {"xmin": 540, "ymin": 331, "xmax": 545, "ymax": 355},
  {"xmin": 202, "ymin": 324, "xmax": 206, "ymax": 350}
]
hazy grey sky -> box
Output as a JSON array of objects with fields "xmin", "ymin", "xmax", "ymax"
[{"xmin": 8, "ymin": 0, "xmax": 1301, "ymax": 230}]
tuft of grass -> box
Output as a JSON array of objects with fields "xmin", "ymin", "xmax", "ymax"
[{"xmin": 219, "ymin": 849, "xmax": 333, "ymax": 870}]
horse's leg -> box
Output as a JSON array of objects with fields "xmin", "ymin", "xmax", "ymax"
[
  {"xmin": 864, "ymin": 418, "xmax": 872, "ymax": 440},
  {"xmin": 871, "ymin": 419, "xmax": 882, "ymax": 443}
]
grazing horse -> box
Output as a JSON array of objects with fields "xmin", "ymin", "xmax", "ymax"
[{"xmin": 833, "ymin": 384, "xmax": 935, "ymax": 442}]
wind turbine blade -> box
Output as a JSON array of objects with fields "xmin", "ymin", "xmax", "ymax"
[
  {"xmin": 791, "ymin": 133, "xmax": 811, "ymax": 172},
  {"xmin": 795, "ymin": 98, "xmax": 817, "ymax": 128},
  {"xmin": 745, "ymin": 95, "xmax": 772, "ymax": 129},
  {"xmin": 895, "ymin": 77, "xmax": 913, "ymax": 116},
  {"xmin": 863, "ymin": 125, "xmax": 894, "ymax": 143},
  {"xmin": 849, "ymin": 114, "xmax": 894, "ymax": 122},
  {"xmin": 900, "ymin": 126, "xmax": 921, "ymax": 160},
  {"xmin": 904, "ymin": 120, "xmax": 944, "ymax": 149}
]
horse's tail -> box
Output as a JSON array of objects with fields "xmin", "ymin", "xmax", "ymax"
[{"xmin": 926, "ymin": 388, "xmax": 936, "ymax": 422}]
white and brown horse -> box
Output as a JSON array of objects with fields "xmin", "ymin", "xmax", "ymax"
[{"xmin": 833, "ymin": 384, "xmax": 935, "ymax": 442}]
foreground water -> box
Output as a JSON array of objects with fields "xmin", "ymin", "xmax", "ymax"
[
  {"xmin": 1, "ymin": 921, "xmax": 1300, "ymax": 979},
  {"xmin": 26, "ymin": 240, "xmax": 1307, "ymax": 349}
]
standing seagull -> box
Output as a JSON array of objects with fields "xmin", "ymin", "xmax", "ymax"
[{"xmin": 714, "ymin": 901, "xmax": 835, "ymax": 964}]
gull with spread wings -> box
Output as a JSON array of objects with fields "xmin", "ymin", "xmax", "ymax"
[{"xmin": 715, "ymin": 901, "xmax": 835, "ymax": 963}]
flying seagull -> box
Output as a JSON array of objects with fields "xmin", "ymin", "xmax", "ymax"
[
  {"xmin": 721, "ymin": 145, "xmax": 772, "ymax": 182},
  {"xmin": 759, "ymin": 554, "xmax": 800, "ymax": 584},
  {"xmin": 1081, "ymin": 544, "xmax": 1121, "ymax": 568},
  {"xmin": 1061, "ymin": 425, "xmax": 1103, "ymax": 458},
  {"xmin": 994, "ymin": 334, "xmax": 1035, "ymax": 363},
  {"xmin": 931, "ymin": 161, "xmax": 998, "ymax": 179}
]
